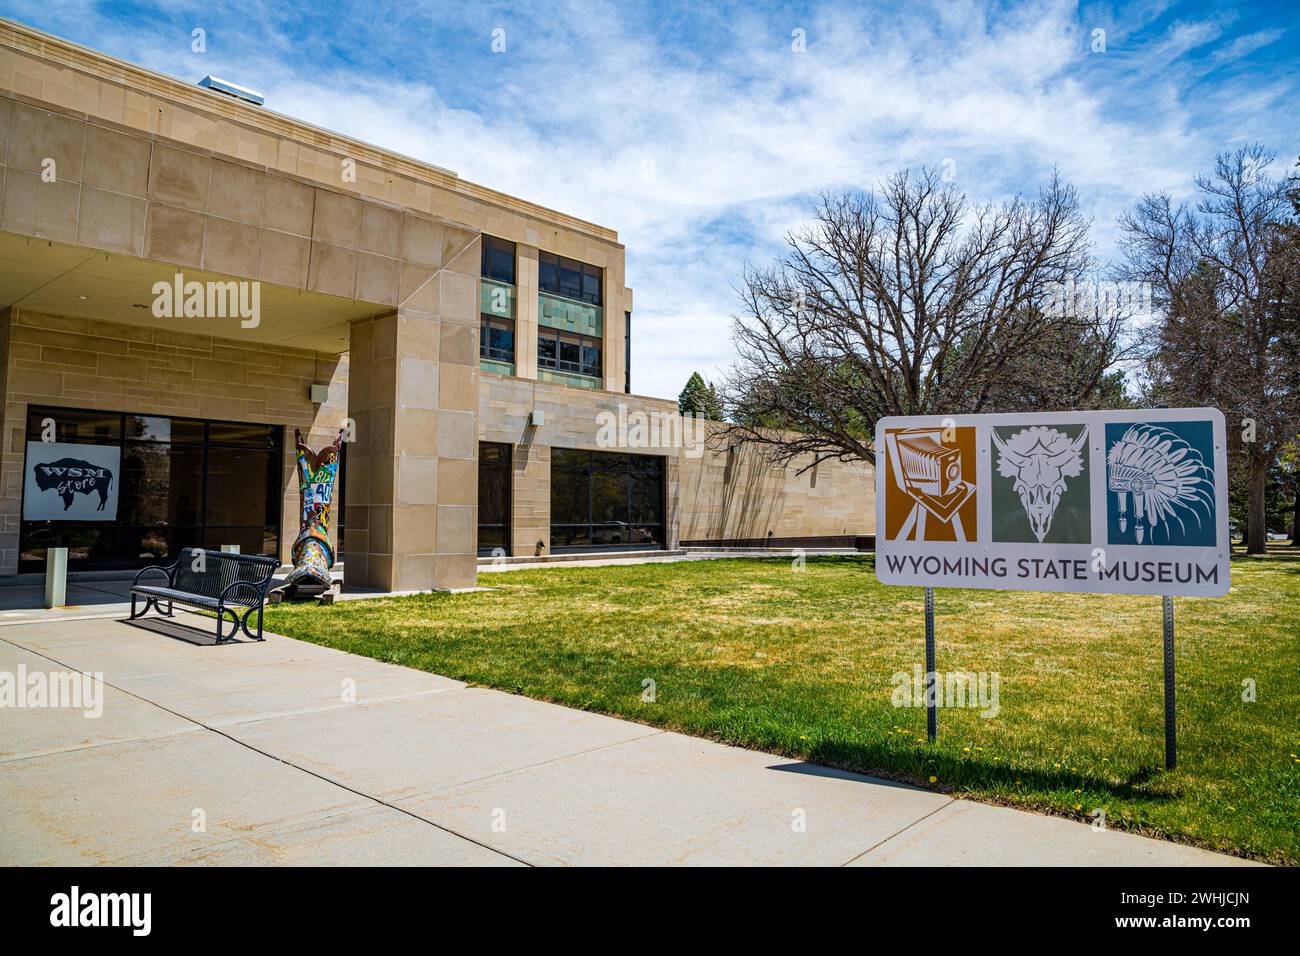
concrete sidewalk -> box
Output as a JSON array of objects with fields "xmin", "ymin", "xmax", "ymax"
[{"xmin": 0, "ymin": 613, "xmax": 1255, "ymax": 867}]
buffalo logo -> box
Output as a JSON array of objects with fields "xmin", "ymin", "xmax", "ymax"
[
  {"xmin": 992, "ymin": 426, "xmax": 1088, "ymax": 542},
  {"xmin": 33, "ymin": 458, "xmax": 114, "ymax": 511}
]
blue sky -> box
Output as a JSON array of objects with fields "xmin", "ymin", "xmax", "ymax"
[{"xmin": 4, "ymin": 0, "xmax": 1296, "ymax": 399}]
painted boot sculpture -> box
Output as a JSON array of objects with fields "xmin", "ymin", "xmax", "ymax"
[{"xmin": 280, "ymin": 428, "xmax": 345, "ymax": 600}]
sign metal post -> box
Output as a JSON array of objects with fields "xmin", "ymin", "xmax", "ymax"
[
  {"xmin": 924, "ymin": 586, "xmax": 937, "ymax": 743},
  {"xmin": 1162, "ymin": 595, "xmax": 1176, "ymax": 770}
]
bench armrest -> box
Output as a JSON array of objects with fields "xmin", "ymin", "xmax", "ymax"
[
  {"xmin": 219, "ymin": 580, "xmax": 267, "ymax": 605},
  {"xmin": 132, "ymin": 562, "xmax": 176, "ymax": 587}
]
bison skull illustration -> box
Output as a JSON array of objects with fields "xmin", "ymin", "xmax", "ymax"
[{"xmin": 992, "ymin": 426, "xmax": 1087, "ymax": 542}]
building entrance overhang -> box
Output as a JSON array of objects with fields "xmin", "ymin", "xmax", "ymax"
[{"xmin": 0, "ymin": 231, "xmax": 388, "ymax": 353}]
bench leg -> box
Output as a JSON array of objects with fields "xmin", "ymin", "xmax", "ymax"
[
  {"xmin": 128, "ymin": 594, "xmax": 157, "ymax": 621},
  {"xmin": 239, "ymin": 605, "xmax": 265, "ymax": 641}
]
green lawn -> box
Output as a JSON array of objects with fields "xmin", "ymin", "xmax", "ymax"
[{"xmin": 264, "ymin": 551, "xmax": 1300, "ymax": 863}]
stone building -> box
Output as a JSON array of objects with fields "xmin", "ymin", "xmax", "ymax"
[{"xmin": 0, "ymin": 20, "xmax": 874, "ymax": 590}]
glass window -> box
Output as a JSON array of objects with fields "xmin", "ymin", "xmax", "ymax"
[
  {"xmin": 558, "ymin": 336, "xmax": 581, "ymax": 372},
  {"xmin": 537, "ymin": 251, "xmax": 602, "ymax": 306},
  {"xmin": 124, "ymin": 415, "xmax": 205, "ymax": 443},
  {"xmin": 539, "ymin": 331, "xmax": 600, "ymax": 378},
  {"xmin": 550, "ymin": 473, "xmax": 588, "ymax": 525},
  {"xmin": 205, "ymin": 448, "xmax": 279, "ymax": 527},
  {"xmin": 26, "ymin": 407, "xmax": 120, "ymax": 444},
  {"xmin": 551, "ymin": 448, "xmax": 588, "ymax": 471},
  {"xmin": 209, "ymin": 421, "xmax": 278, "ymax": 447},
  {"xmin": 19, "ymin": 406, "xmax": 284, "ymax": 572},
  {"xmin": 538, "ymin": 252, "xmax": 558, "ymax": 292},
  {"xmin": 538, "ymin": 333, "xmax": 558, "ymax": 368},
  {"xmin": 202, "ymin": 525, "xmax": 278, "ymax": 557},
  {"xmin": 558, "ymin": 258, "xmax": 582, "ymax": 299},
  {"xmin": 591, "ymin": 471, "xmax": 629, "ymax": 523},
  {"xmin": 477, "ymin": 442, "xmax": 511, "ymax": 556},
  {"xmin": 480, "ymin": 316, "xmax": 515, "ymax": 363},
  {"xmin": 120, "ymin": 443, "xmax": 204, "ymax": 525},
  {"xmin": 582, "ymin": 264, "xmax": 602, "ymax": 304},
  {"xmin": 548, "ymin": 449, "xmax": 663, "ymax": 553},
  {"xmin": 481, "ymin": 235, "xmax": 516, "ymax": 284}
]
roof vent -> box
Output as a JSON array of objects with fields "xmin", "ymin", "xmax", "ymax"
[{"xmin": 197, "ymin": 75, "xmax": 264, "ymax": 106}]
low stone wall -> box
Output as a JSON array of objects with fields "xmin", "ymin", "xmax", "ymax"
[{"xmin": 478, "ymin": 377, "xmax": 875, "ymax": 554}]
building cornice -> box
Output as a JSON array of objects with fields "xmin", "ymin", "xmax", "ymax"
[{"xmin": 0, "ymin": 17, "xmax": 621, "ymax": 245}]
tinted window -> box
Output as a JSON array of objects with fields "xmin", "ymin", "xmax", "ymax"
[
  {"xmin": 209, "ymin": 421, "xmax": 278, "ymax": 447},
  {"xmin": 538, "ymin": 335, "xmax": 558, "ymax": 366},
  {"xmin": 481, "ymin": 235, "xmax": 516, "ymax": 284},
  {"xmin": 26, "ymin": 407, "xmax": 120, "ymax": 444},
  {"xmin": 537, "ymin": 251, "xmax": 602, "ymax": 305},
  {"xmin": 477, "ymin": 442, "xmax": 511, "ymax": 556},
  {"xmin": 480, "ymin": 316, "xmax": 515, "ymax": 362},
  {"xmin": 19, "ymin": 406, "xmax": 284, "ymax": 573},
  {"xmin": 559, "ymin": 258, "xmax": 582, "ymax": 299},
  {"xmin": 538, "ymin": 330, "xmax": 600, "ymax": 378},
  {"xmin": 548, "ymin": 450, "xmax": 663, "ymax": 553},
  {"xmin": 582, "ymin": 264, "xmax": 602, "ymax": 303},
  {"xmin": 538, "ymin": 252, "xmax": 558, "ymax": 291}
]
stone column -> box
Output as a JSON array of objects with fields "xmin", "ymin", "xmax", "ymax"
[
  {"xmin": 511, "ymin": 438, "xmax": 550, "ymax": 557},
  {"xmin": 345, "ymin": 219, "xmax": 480, "ymax": 591},
  {"xmin": 515, "ymin": 244, "xmax": 539, "ymax": 380}
]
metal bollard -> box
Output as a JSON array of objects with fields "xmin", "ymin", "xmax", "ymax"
[{"xmin": 45, "ymin": 546, "xmax": 68, "ymax": 609}]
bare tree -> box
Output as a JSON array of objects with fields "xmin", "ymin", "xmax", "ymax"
[
  {"xmin": 1120, "ymin": 145, "xmax": 1300, "ymax": 554},
  {"xmin": 722, "ymin": 167, "xmax": 1130, "ymax": 469}
]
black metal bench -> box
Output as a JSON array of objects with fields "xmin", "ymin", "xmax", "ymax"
[{"xmin": 129, "ymin": 549, "xmax": 279, "ymax": 643}]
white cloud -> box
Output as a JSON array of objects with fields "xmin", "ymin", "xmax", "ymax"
[{"xmin": 7, "ymin": 0, "xmax": 1294, "ymax": 400}]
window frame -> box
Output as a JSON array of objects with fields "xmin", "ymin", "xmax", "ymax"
[
  {"xmin": 477, "ymin": 442, "xmax": 512, "ymax": 557},
  {"xmin": 537, "ymin": 251, "xmax": 603, "ymax": 306},
  {"xmin": 480, "ymin": 314, "xmax": 516, "ymax": 364},
  {"xmin": 480, "ymin": 235, "xmax": 517, "ymax": 285},
  {"xmin": 18, "ymin": 405, "xmax": 284, "ymax": 573},
  {"xmin": 549, "ymin": 449, "xmax": 664, "ymax": 553},
  {"xmin": 537, "ymin": 327, "xmax": 602, "ymax": 378}
]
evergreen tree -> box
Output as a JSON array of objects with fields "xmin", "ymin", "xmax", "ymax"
[{"xmin": 678, "ymin": 372, "xmax": 723, "ymax": 420}]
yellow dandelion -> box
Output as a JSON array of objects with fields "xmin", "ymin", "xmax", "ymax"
[{"xmin": 928, "ymin": 775, "xmax": 937, "ymax": 783}]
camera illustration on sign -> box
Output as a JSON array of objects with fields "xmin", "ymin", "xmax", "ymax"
[
  {"xmin": 883, "ymin": 426, "xmax": 977, "ymax": 542},
  {"xmin": 991, "ymin": 424, "xmax": 1089, "ymax": 544},
  {"xmin": 1105, "ymin": 421, "xmax": 1216, "ymax": 547}
]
